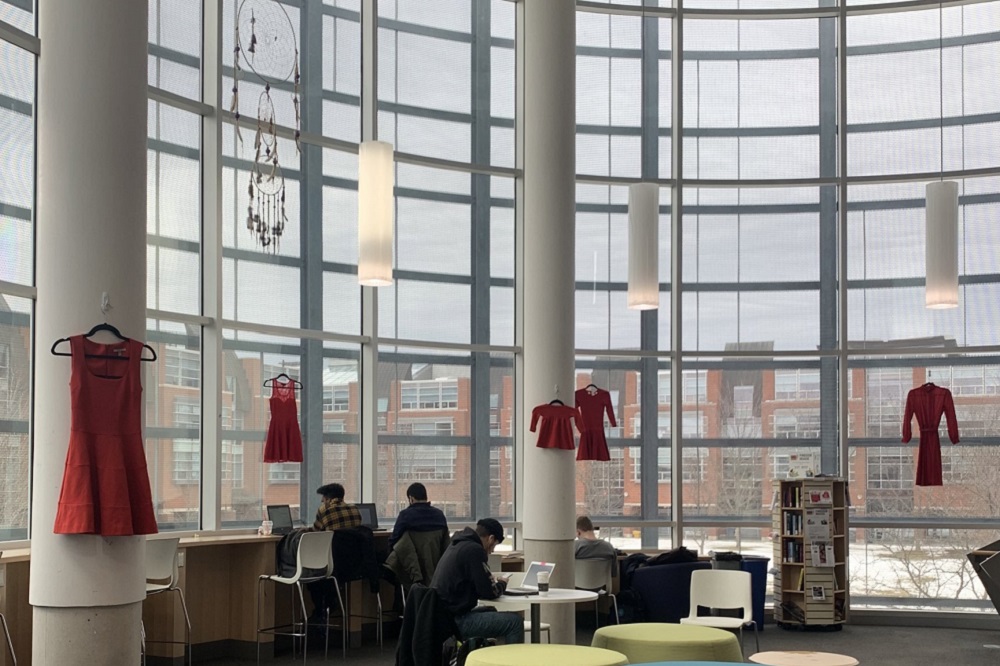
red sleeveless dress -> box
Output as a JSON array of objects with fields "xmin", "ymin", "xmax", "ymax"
[
  {"xmin": 263, "ymin": 380, "xmax": 303, "ymax": 463},
  {"xmin": 54, "ymin": 336, "xmax": 158, "ymax": 536}
]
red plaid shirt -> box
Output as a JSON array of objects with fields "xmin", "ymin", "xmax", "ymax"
[{"xmin": 313, "ymin": 498, "xmax": 362, "ymax": 532}]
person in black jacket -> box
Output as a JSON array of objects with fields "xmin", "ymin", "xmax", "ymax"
[{"xmin": 430, "ymin": 518, "xmax": 523, "ymax": 644}]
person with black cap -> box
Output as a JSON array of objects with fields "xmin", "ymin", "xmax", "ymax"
[
  {"xmin": 430, "ymin": 518, "xmax": 524, "ymax": 644},
  {"xmin": 312, "ymin": 482, "xmax": 362, "ymax": 532}
]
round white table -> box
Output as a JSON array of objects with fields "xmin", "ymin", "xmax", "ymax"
[
  {"xmin": 482, "ymin": 589, "xmax": 598, "ymax": 643},
  {"xmin": 750, "ymin": 651, "xmax": 859, "ymax": 666}
]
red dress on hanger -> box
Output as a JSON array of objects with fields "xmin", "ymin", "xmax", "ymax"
[
  {"xmin": 575, "ymin": 387, "xmax": 617, "ymax": 462},
  {"xmin": 902, "ymin": 383, "xmax": 960, "ymax": 486},
  {"xmin": 54, "ymin": 336, "xmax": 158, "ymax": 536},
  {"xmin": 263, "ymin": 380, "xmax": 303, "ymax": 463},
  {"xmin": 530, "ymin": 403, "xmax": 582, "ymax": 450}
]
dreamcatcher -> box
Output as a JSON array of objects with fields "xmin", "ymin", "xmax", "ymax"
[{"xmin": 230, "ymin": 0, "xmax": 300, "ymax": 252}]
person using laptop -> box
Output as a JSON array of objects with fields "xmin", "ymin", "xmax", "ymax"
[
  {"xmin": 312, "ymin": 482, "xmax": 362, "ymax": 532},
  {"xmin": 388, "ymin": 482, "xmax": 449, "ymax": 550},
  {"xmin": 575, "ymin": 515, "xmax": 618, "ymax": 575},
  {"xmin": 430, "ymin": 518, "xmax": 523, "ymax": 645}
]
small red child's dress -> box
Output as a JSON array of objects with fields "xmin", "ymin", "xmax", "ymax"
[
  {"xmin": 54, "ymin": 336, "xmax": 158, "ymax": 536},
  {"xmin": 263, "ymin": 380, "xmax": 303, "ymax": 463},
  {"xmin": 529, "ymin": 403, "xmax": 582, "ymax": 450}
]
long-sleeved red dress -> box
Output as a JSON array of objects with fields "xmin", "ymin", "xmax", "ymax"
[
  {"xmin": 902, "ymin": 383, "xmax": 960, "ymax": 486},
  {"xmin": 530, "ymin": 403, "xmax": 582, "ymax": 450},
  {"xmin": 575, "ymin": 387, "xmax": 617, "ymax": 461}
]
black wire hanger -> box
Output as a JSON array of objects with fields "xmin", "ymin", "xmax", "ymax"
[
  {"xmin": 264, "ymin": 372, "xmax": 303, "ymax": 389},
  {"xmin": 549, "ymin": 398, "xmax": 565, "ymax": 406},
  {"xmin": 584, "ymin": 383, "xmax": 601, "ymax": 393},
  {"xmin": 51, "ymin": 322, "xmax": 157, "ymax": 362}
]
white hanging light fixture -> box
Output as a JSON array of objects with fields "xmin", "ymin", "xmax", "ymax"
[
  {"xmin": 358, "ymin": 140, "xmax": 395, "ymax": 287},
  {"xmin": 925, "ymin": 180, "xmax": 958, "ymax": 309},
  {"xmin": 925, "ymin": 3, "xmax": 958, "ymax": 309},
  {"xmin": 627, "ymin": 182, "xmax": 660, "ymax": 310}
]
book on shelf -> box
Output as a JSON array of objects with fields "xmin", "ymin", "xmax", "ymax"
[{"xmin": 797, "ymin": 567, "xmax": 805, "ymax": 591}]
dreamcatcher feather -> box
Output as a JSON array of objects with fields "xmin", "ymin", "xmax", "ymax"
[{"xmin": 232, "ymin": 0, "xmax": 300, "ymax": 252}]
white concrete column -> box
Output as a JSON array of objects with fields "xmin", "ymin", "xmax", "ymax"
[
  {"xmin": 519, "ymin": 0, "xmax": 576, "ymax": 645},
  {"xmin": 32, "ymin": 0, "xmax": 148, "ymax": 662}
]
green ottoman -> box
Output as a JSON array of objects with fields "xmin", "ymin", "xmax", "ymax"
[
  {"xmin": 465, "ymin": 644, "xmax": 630, "ymax": 666},
  {"xmin": 592, "ymin": 623, "xmax": 743, "ymax": 663}
]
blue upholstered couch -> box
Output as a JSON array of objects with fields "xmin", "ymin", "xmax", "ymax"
[{"xmin": 630, "ymin": 560, "xmax": 712, "ymax": 623}]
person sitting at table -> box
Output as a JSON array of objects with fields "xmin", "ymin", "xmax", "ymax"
[
  {"xmin": 575, "ymin": 515, "xmax": 618, "ymax": 575},
  {"xmin": 388, "ymin": 482, "xmax": 450, "ymax": 550},
  {"xmin": 430, "ymin": 518, "xmax": 524, "ymax": 645},
  {"xmin": 312, "ymin": 482, "xmax": 362, "ymax": 532},
  {"xmin": 307, "ymin": 482, "xmax": 362, "ymax": 624}
]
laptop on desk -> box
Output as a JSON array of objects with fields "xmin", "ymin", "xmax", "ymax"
[
  {"xmin": 266, "ymin": 504, "xmax": 303, "ymax": 536},
  {"xmin": 503, "ymin": 561, "xmax": 556, "ymax": 596},
  {"xmin": 356, "ymin": 503, "xmax": 379, "ymax": 530}
]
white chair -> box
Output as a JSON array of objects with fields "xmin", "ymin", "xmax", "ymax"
[
  {"xmin": 680, "ymin": 568, "xmax": 759, "ymax": 658},
  {"xmin": 256, "ymin": 531, "xmax": 335, "ymax": 664},
  {"xmin": 575, "ymin": 557, "xmax": 619, "ymax": 628},
  {"xmin": 142, "ymin": 538, "xmax": 191, "ymax": 666}
]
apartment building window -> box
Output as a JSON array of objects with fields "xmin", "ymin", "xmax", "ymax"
[
  {"xmin": 867, "ymin": 447, "xmax": 914, "ymax": 490},
  {"xmin": 771, "ymin": 409, "xmax": 821, "ymax": 439},
  {"xmin": 865, "ymin": 369, "xmax": 908, "ymax": 438},
  {"xmin": 323, "ymin": 419, "xmax": 346, "ymax": 433},
  {"xmin": 928, "ymin": 365, "xmax": 1000, "ymax": 396},
  {"xmin": 223, "ymin": 442, "xmax": 244, "ymax": 488},
  {"xmin": 397, "ymin": 418, "xmax": 454, "ymax": 436},
  {"xmin": 397, "ymin": 445, "xmax": 457, "ymax": 481},
  {"xmin": 657, "ymin": 371, "xmax": 670, "ymax": 404},
  {"xmin": 774, "ymin": 369, "xmax": 820, "ymax": 400},
  {"xmin": 174, "ymin": 397, "xmax": 200, "ymax": 429},
  {"xmin": 639, "ymin": 447, "xmax": 705, "ymax": 482},
  {"xmin": 682, "ymin": 371, "xmax": 707, "ymax": 404},
  {"xmin": 173, "ymin": 439, "xmax": 199, "ymax": 483},
  {"xmin": 165, "ymin": 347, "xmax": 200, "ymax": 388},
  {"xmin": 400, "ymin": 380, "xmax": 459, "ymax": 410},
  {"xmin": 323, "ymin": 387, "xmax": 349, "ymax": 412},
  {"xmin": 268, "ymin": 462, "xmax": 300, "ymax": 483}
]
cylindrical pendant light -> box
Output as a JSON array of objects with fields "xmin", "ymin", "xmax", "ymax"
[
  {"xmin": 925, "ymin": 180, "xmax": 959, "ymax": 309},
  {"xmin": 358, "ymin": 140, "xmax": 394, "ymax": 286},
  {"xmin": 627, "ymin": 182, "xmax": 660, "ymax": 310}
]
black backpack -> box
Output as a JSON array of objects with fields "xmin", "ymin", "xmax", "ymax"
[{"xmin": 442, "ymin": 636, "xmax": 494, "ymax": 666}]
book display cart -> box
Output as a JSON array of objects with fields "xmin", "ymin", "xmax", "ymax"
[{"xmin": 772, "ymin": 477, "xmax": 849, "ymax": 628}]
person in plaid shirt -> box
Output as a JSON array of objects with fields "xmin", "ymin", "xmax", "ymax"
[{"xmin": 312, "ymin": 483, "xmax": 362, "ymax": 531}]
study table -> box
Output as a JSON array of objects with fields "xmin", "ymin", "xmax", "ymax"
[
  {"xmin": 482, "ymin": 589, "xmax": 598, "ymax": 644},
  {"xmin": 0, "ymin": 530, "xmax": 392, "ymax": 665}
]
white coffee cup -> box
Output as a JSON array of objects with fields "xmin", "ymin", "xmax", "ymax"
[
  {"xmin": 537, "ymin": 571, "xmax": 550, "ymax": 595},
  {"xmin": 259, "ymin": 520, "xmax": 273, "ymax": 536}
]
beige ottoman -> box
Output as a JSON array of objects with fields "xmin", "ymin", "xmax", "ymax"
[
  {"xmin": 592, "ymin": 623, "xmax": 743, "ymax": 663},
  {"xmin": 465, "ymin": 644, "xmax": 629, "ymax": 666}
]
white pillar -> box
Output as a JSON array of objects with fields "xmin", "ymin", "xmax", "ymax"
[
  {"xmin": 32, "ymin": 0, "xmax": 148, "ymax": 662},
  {"xmin": 519, "ymin": 0, "xmax": 576, "ymax": 645}
]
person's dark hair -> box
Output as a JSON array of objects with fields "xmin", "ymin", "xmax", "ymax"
[
  {"xmin": 406, "ymin": 482, "xmax": 428, "ymax": 502},
  {"xmin": 316, "ymin": 483, "xmax": 345, "ymax": 500},
  {"xmin": 576, "ymin": 515, "xmax": 595, "ymax": 532},
  {"xmin": 475, "ymin": 518, "xmax": 505, "ymax": 543}
]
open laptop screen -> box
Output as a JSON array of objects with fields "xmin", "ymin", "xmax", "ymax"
[
  {"xmin": 356, "ymin": 503, "xmax": 379, "ymax": 529},
  {"xmin": 521, "ymin": 561, "xmax": 556, "ymax": 589},
  {"xmin": 266, "ymin": 504, "xmax": 294, "ymax": 534}
]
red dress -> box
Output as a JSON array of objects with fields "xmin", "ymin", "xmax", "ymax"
[
  {"xmin": 263, "ymin": 380, "xmax": 303, "ymax": 463},
  {"xmin": 902, "ymin": 383, "xmax": 960, "ymax": 486},
  {"xmin": 529, "ymin": 403, "xmax": 581, "ymax": 450},
  {"xmin": 54, "ymin": 336, "xmax": 158, "ymax": 536},
  {"xmin": 575, "ymin": 387, "xmax": 617, "ymax": 462}
]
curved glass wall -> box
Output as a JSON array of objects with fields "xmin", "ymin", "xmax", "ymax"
[
  {"xmin": 577, "ymin": 0, "xmax": 1000, "ymax": 613},
  {"xmin": 3, "ymin": 0, "xmax": 998, "ymax": 616}
]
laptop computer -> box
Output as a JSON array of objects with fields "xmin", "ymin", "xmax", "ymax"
[
  {"xmin": 504, "ymin": 561, "xmax": 556, "ymax": 595},
  {"xmin": 356, "ymin": 502, "xmax": 379, "ymax": 530},
  {"xmin": 266, "ymin": 504, "xmax": 296, "ymax": 535}
]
